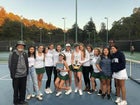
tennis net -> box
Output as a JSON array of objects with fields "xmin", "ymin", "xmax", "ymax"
[{"xmin": 126, "ymin": 58, "xmax": 140, "ymax": 84}]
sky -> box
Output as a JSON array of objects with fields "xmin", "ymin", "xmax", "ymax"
[{"xmin": 0, "ymin": 0, "xmax": 140, "ymax": 31}]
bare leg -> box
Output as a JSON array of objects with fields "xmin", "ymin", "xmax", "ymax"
[
  {"xmin": 119, "ymin": 80, "xmax": 126, "ymax": 100},
  {"xmin": 55, "ymin": 77, "xmax": 61, "ymax": 91},
  {"xmin": 37, "ymin": 74, "xmax": 43, "ymax": 90},
  {"xmin": 77, "ymin": 72, "xmax": 82, "ymax": 89},
  {"xmin": 90, "ymin": 77, "xmax": 95, "ymax": 90},
  {"xmin": 116, "ymin": 79, "xmax": 121, "ymax": 97},
  {"xmin": 107, "ymin": 79, "xmax": 111, "ymax": 94},
  {"xmin": 74, "ymin": 72, "xmax": 78, "ymax": 88}
]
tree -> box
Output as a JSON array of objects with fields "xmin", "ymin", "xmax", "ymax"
[
  {"xmin": 67, "ymin": 23, "xmax": 83, "ymax": 43},
  {"xmin": 83, "ymin": 17, "xmax": 97, "ymax": 44},
  {"xmin": 98, "ymin": 22, "xmax": 107, "ymax": 41}
]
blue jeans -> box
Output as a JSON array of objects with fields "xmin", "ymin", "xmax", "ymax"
[{"xmin": 26, "ymin": 66, "xmax": 39, "ymax": 95}]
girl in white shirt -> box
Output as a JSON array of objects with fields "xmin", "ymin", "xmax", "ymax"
[
  {"xmin": 35, "ymin": 45, "xmax": 45, "ymax": 96},
  {"xmin": 53, "ymin": 44, "xmax": 62, "ymax": 84},
  {"xmin": 63, "ymin": 43, "xmax": 72, "ymax": 95},
  {"xmin": 26, "ymin": 46, "xmax": 42, "ymax": 100},
  {"xmin": 90, "ymin": 48, "xmax": 101, "ymax": 94},
  {"xmin": 71, "ymin": 43, "xmax": 84, "ymax": 95},
  {"xmin": 79, "ymin": 43, "xmax": 90, "ymax": 92},
  {"xmin": 44, "ymin": 47, "xmax": 54, "ymax": 94}
]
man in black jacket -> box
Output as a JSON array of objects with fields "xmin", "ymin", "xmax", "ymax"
[{"xmin": 8, "ymin": 41, "xmax": 28, "ymax": 105}]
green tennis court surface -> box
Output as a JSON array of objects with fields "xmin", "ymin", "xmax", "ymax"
[{"xmin": 124, "ymin": 51, "xmax": 140, "ymax": 61}]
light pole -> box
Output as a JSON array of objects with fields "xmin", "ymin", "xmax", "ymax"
[
  {"xmin": 20, "ymin": 15, "xmax": 23, "ymax": 41},
  {"xmin": 105, "ymin": 17, "xmax": 108, "ymax": 46},
  {"xmin": 48, "ymin": 32, "xmax": 52, "ymax": 43},
  {"xmin": 94, "ymin": 30, "xmax": 95, "ymax": 46},
  {"xmin": 88, "ymin": 32, "xmax": 90, "ymax": 44},
  {"xmin": 75, "ymin": 0, "xmax": 78, "ymax": 43},
  {"xmin": 62, "ymin": 17, "xmax": 66, "ymax": 45},
  {"xmin": 39, "ymin": 28, "xmax": 42, "ymax": 43}
]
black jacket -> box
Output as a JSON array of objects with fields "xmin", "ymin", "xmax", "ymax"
[
  {"xmin": 111, "ymin": 51, "xmax": 126, "ymax": 72},
  {"xmin": 8, "ymin": 50, "xmax": 29, "ymax": 79}
]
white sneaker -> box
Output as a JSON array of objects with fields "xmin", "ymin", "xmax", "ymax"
[
  {"xmin": 79, "ymin": 89, "xmax": 83, "ymax": 96},
  {"xmin": 26, "ymin": 94, "xmax": 32, "ymax": 100},
  {"xmin": 117, "ymin": 100, "xmax": 127, "ymax": 105},
  {"xmin": 31, "ymin": 93, "xmax": 35, "ymax": 98},
  {"xmin": 48, "ymin": 88, "xmax": 53, "ymax": 94},
  {"xmin": 36, "ymin": 95, "xmax": 43, "ymax": 101},
  {"xmin": 56, "ymin": 91, "xmax": 62, "ymax": 97},
  {"xmin": 39, "ymin": 92, "xmax": 43, "ymax": 97},
  {"xmin": 95, "ymin": 89, "xmax": 97, "ymax": 92},
  {"xmin": 45, "ymin": 88, "xmax": 50, "ymax": 94},
  {"xmin": 115, "ymin": 97, "xmax": 122, "ymax": 103},
  {"xmin": 74, "ymin": 88, "xmax": 78, "ymax": 93},
  {"xmin": 65, "ymin": 88, "xmax": 72, "ymax": 95}
]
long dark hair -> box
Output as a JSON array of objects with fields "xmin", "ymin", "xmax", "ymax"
[
  {"xmin": 79, "ymin": 43, "xmax": 86, "ymax": 58},
  {"xmin": 101, "ymin": 47, "xmax": 110, "ymax": 59},
  {"xmin": 28, "ymin": 46, "xmax": 36, "ymax": 58},
  {"xmin": 56, "ymin": 44, "xmax": 62, "ymax": 52},
  {"xmin": 86, "ymin": 44, "xmax": 93, "ymax": 52}
]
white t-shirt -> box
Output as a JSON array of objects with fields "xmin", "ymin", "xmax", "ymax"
[
  {"xmin": 35, "ymin": 52, "xmax": 44, "ymax": 68},
  {"xmin": 28, "ymin": 57, "xmax": 35, "ymax": 67},
  {"xmin": 45, "ymin": 52, "xmax": 53, "ymax": 66},
  {"xmin": 63, "ymin": 50, "xmax": 72, "ymax": 66},
  {"xmin": 89, "ymin": 50, "xmax": 94, "ymax": 65},
  {"xmin": 53, "ymin": 51, "xmax": 61, "ymax": 66},
  {"xmin": 73, "ymin": 51, "xmax": 82, "ymax": 65},
  {"xmin": 91, "ymin": 56, "xmax": 100, "ymax": 73},
  {"xmin": 48, "ymin": 49, "xmax": 55, "ymax": 54},
  {"xmin": 83, "ymin": 50, "xmax": 90, "ymax": 66}
]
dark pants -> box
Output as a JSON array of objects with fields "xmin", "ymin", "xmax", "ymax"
[
  {"xmin": 45, "ymin": 66, "xmax": 53, "ymax": 88},
  {"xmin": 82, "ymin": 66, "xmax": 91, "ymax": 89},
  {"xmin": 53, "ymin": 67, "xmax": 58, "ymax": 83},
  {"xmin": 12, "ymin": 76, "xmax": 27, "ymax": 104}
]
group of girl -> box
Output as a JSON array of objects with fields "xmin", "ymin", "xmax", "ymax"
[{"xmin": 26, "ymin": 43, "xmax": 128, "ymax": 105}]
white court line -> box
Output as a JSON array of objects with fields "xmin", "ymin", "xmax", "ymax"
[{"xmin": 0, "ymin": 74, "xmax": 9, "ymax": 79}]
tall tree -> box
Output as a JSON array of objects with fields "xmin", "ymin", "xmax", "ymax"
[{"xmin": 83, "ymin": 17, "xmax": 97, "ymax": 44}]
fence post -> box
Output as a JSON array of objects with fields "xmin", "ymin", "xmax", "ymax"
[{"xmin": 130, "ymin": 61, "xmax": 132, "ymax": 77}]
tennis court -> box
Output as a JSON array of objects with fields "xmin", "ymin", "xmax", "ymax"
[{"xmin": 0, "ymin": 52, "xmax": 140, "ymax": 105}]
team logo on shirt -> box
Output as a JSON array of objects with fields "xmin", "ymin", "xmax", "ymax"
[{"xmin": 112, "ymin": 58, "xmax": 119, "ymax": 63}]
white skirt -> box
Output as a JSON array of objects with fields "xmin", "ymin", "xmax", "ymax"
[{"xmin": 113, "ymin": 69, "xmax": 128, "ymax": 80}]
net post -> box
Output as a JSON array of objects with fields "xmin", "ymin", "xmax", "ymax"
[{"xmin": 130, "ymin": 60, "xmax": 132, "ymax": 77}]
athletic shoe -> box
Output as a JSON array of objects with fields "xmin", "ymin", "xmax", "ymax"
[
  {"xmin": 74, "ymin": 88, "xmax": 78, "ymax": 93},
  {"xmin": 31, "ymin": 93, "xmax": 35, "ymax": 98},
  {"xmin": 101, "ymin": 94, "xmax": 106, "ymax": 99},
  {"xmin": 95, "ymin": 89, "xmax": 98, "ymax": 92},
  {"xmin": 107, "ymin": 94, "xmax": 111, "ymax": 100},
  {"xmin": 79, "ymin": 89, "xmax": 83, "ymax": 96},
  {"xmin": 36, "ymin": 95, "xmax": 43, "ymax": 101},
  {"xmin": 97, "ymin": 89, "xmax": 102, "ymax": 96},
  {"xmin": 83, "ymin": 87, "xmax": 90, "ymax": 92},
  {"xmin": 56, "ymin": 91, "xmax": 62, "ymax": 97},
  {"xmin": 87, "ymin": 89, "xmax": 94, "ymax": 94},
  {"xmin": 65, "ymin": 88, "xmax": 72, "ymax": 95},
  {"xmin": 117, "ymin": 100, "xmax": 127, "ymax": 105},
  {"xmin": 26, "ymin": 94, "xmax": 32, "ymax": 100},
  {"xmin": 39, "ymin": 92, "xmax": 43, "ymax": 97},
  {"xmin": 48, "ymin": 88, "xmax": 53, "ymax": 94},
  {"xmin": 45, "ymin": 88, "xmax": 50, "ymax": 94},
  {"xmin": 115, "ymin": 97, "xmax": 121, "ymax": 103}
]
